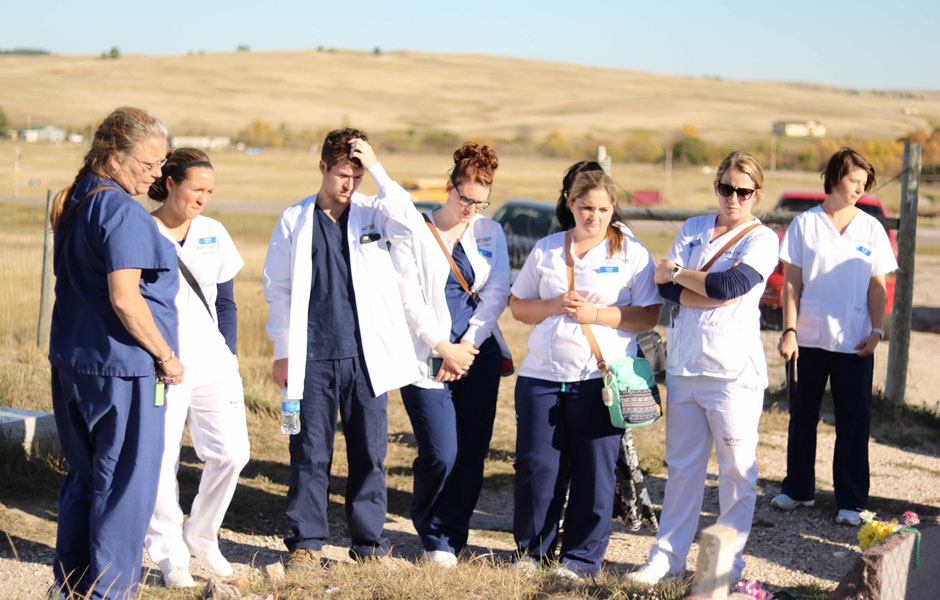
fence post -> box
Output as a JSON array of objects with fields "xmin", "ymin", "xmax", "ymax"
[
  {"xmin": 689, "ymin": 523, "xmax": 737, "ymax": 600},
  {"xmin": 885, "ymin": 143, "xmax": 921, "ymax": 407},
  {"xmin": 595, "ymin": 145, "xmax": 611, "ymax": 175},
  {"xmin": 37, "ymin": 189, "xmax": 55, "ymax": 350}
]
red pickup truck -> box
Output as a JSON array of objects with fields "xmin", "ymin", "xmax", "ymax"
[{"xmin": 759, "ymin": 190, "xmax": 898, "ymax": 334}]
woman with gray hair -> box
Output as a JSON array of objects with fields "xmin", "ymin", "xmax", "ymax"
[{"xmin": 48, "ymin": 106, "xmax": 182, "ymax": 599}]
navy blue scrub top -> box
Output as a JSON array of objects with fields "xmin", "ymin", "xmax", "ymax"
[
  {"xmin": 49, "ymin": 174, "xmax": 179, "ymax": 376},
  {"xmin": 445, "ymin": 242, "xmax": 478, "ymax": 343},
  {"xmin": 307, "ymin": 204, "xmax": 360, "ymax": 360}
]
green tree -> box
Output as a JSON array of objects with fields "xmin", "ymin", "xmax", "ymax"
[
  {"xmin": 0, "ymin": 106, "xmax": 8, "ymax": 137},
  {"xmin": 671, "ymin": 133, "xmax": 708, "ymax": 165},
  {"xmin": 109, "ymin": 46, "xmax": 120, "ymax": 59}
]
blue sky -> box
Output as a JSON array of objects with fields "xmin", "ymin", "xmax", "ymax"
[{"xmin": 3, "ymin": 0, "xmax": 938, "ymax": 89}]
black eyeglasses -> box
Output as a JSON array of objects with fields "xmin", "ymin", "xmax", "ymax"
[
  {"xmin": 716, "ymin": 183, "xmax": 756, "ymax": 200},
  {"xmin": 454, "ymin": 185, "xmax": 490, "ymax": 210},
  {"xmin": 134, "ymin": 156, "xmax": 168, "ymax": 172}
]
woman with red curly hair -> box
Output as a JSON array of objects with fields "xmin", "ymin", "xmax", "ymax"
[{"xmin": 390, "ymin": 143, "xmax": 510, "ymax": 567}]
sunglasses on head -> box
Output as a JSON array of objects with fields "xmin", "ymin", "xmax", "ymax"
[{"xmin": 716, "ymin": 183, "xmax": 756, "ymax": 200}]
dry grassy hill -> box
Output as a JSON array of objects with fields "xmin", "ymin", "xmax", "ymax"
[{"xmin": 1, "ymin": 48, "xmax": 938, "ymax": 141}]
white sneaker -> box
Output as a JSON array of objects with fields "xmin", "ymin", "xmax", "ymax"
[
  {"xmin": 424, "ymin": 550, "xmax": 458, "ymax": 568},
  {"xmin": 835, "ymin": 509, "xmax": 862, "ymax": 526},
  {"xmin": 548, "ymin": 564, "xmax": 584, "ymax": 580},
  {"xmin": 770, "ymin": 493, "xmax": 814, "ymax": 511},
  {"xmin": 162, "ymin": 566, "xmax": 196, "ymax": 588},
  {"xmin": 510, "ymin": 556, "xmax": 538, "ymax": 574},
  {"xmin": 626, "ymin": 559, "xmax": 681, "ymax": 588},
  {"xmin": 190, "ymin": 545, "xmax": 234, "ymax": 577}
]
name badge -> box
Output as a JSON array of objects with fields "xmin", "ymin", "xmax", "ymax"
[
  {"xmin": 197, "ymin": 236, "xmax": 218, "ymax": 253},
  {"xmin": 478, "ymin": 248, "xmax": 492, "ymax": 258},
  {"xmin": 857, "ymin": 245, "xmax": 872, "ymax": 256},
  {"xmin": 597, "ymin": 266, "xmax": 619, "ymax": 273}
]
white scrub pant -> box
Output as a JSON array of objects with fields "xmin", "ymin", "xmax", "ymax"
[
  {"xmin": 145, "ymin": 367, "xmax": 250, "ymax": 572},
  {"xmin": 647, "ymin": 374, "xmax": 762, "ymax": 580}
]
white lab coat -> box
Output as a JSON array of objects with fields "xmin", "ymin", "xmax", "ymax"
[
  {"xmin": 262, "ymin": 164, "xmax": 420, "ymax": 400},
  {"xmin": 389, "ymin": 211, "xmax": 511, "ymax": 387}
]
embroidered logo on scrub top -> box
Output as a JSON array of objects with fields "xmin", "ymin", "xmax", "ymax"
[
  {"xmin": 197, "ymin": 236, "xmax": 217, "ymax": 253},
  {"xmin": 857, "ymin": 245, "xmax": 872, "ymax": 256},
  {"xmin": 722, "ymin": 436, "xmax": 743, "ymax": 447}
]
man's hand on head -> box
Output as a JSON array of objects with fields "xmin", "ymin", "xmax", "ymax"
[{"xmin": 349, "ymin": 138, "xmax": 378, "ymax": 170}]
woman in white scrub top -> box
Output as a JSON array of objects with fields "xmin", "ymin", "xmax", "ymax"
[
  {"xmin": 145, "ymin": 148, "xmax": 250, "ymax": 587},
  {"xmin": 510, "ymin": 170, "xmax": 661, "ymax": 578},
  {"xmin": 772, "ymin": 148, "xmax": 897, "ymax": 527},
  {"xmin": 628, "ymin": 151, "xmax": 779, "ymax": 587}
]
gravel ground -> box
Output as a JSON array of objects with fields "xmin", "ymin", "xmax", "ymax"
[
  {"xmin": 3, "ymin": 259, "xmax": 939, "ymax": 599},
  {"xmin": 4, "ymin": 420, "xmax": 939, "ymax": 599}
]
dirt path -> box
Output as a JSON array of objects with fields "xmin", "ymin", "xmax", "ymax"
[{"xmin": 2, "ymin": 248, "xmax": 938, "ymax": 599}]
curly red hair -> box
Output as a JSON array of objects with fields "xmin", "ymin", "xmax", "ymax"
[{"xmin": 451, "ymin": 142, "xmax": 498, "ymax": 187}]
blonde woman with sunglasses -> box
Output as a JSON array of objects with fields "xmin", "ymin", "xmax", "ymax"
[{"xmin": 628, "ymin": 151, "xmax": 779, "ymax": 587}]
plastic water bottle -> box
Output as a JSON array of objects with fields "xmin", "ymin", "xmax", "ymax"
[{"xmin": 281, "ymin": 394, "xmax": 300, "ymax": 435}]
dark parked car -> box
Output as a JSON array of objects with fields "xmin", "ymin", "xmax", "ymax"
[
  {"xmin": 492, "ymin": 198, "xmax": 561, "ymax": 275},
  {"xmin": 493, "ymin": 198, "xmax": 666, "ymax": 374},
  {"xmin": 759, "ymin": 190, "xmax": 898, "ymax": 333},
  {"xmin": 413, "ymin": 200, "xmax": 443, "ymax": 213}
]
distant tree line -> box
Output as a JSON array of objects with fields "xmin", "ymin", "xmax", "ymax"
[
  {"xmin": 0, "ymin": 48, "xmax": 50, "ymax": 55},
  {"xmin": 231, "ymin": 117, "xmax": 940, "ymax": 181}
]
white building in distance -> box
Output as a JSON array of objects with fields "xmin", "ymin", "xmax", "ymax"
[
  {"xmin": 170, "ymin": 136, "xmax": 232, "ymax": 151},
  {"xmin": 772, "ymin": 120, "xmax": 826, "ymax": 137}
]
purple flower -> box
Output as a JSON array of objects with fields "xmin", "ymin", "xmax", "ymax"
[{"xmin": 734, "ymin": 579, "xmax": 773, "ymax": 600}]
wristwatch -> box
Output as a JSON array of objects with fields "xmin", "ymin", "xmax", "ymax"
[
  {"xmin": 872, "ymin": 327, "xmax": 885, "ymax": 339},
  {"xmin": 671, "ymin": 264, "xmax": 682, "ymax": 284}
]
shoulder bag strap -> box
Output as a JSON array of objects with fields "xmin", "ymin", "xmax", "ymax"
[
  {"xmin": 56, "ymin": 185, "xmax": 120, "ymax": 270},
  {"xmin": 60, "ymin": 186, "xmax": 120, "ymax": 247},
  {"xmin": 422, "ymin": 213, "xmax": 479, "ymax": 302},
  {"xmin": 700, "ymin": 222, "xmax": 762, "ymax": 272},
  {"xmin": 565, "ymin": 230, "xmax": 607, "ymax": 373},
  {"xmin": 177, "ymin": 256, "xmax": 213, "ymax": 316}
]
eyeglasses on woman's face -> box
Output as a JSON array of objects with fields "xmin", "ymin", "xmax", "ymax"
[
  {"xmin": 716, "ymin": 182, "xmax": 756, "ymax": 201},
  {"xmin": 134, "ymin": 156, "xmax": 168, "ymax": 172},
  {"xmin": 454, "ymin": 185, "xmax": 490, "ymax": 210}
]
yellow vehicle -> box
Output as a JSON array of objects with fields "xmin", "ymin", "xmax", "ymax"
[{"xmin": 402, "ymin": 179, "xmax": 448, "ymax": 210}]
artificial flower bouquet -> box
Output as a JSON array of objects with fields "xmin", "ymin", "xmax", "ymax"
[{"xmin": 857, "ymin": 510, "xmax": 919, "ymax": 550}]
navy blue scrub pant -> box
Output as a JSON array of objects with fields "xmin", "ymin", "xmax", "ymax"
[
  {"xmin": 50, "ymin": 367, "xmax": 165, "ymax": 600},
  {"xmin": 513, "ymin": 375, "xmax": 622, "ymax": 575},
  {"xmin": 780, "ymin": 347, "xmax": 873, "ymax": 511},
  {"xmin": 285, "ymin": 356, "xmax": 389, "ymax": 559},
  {"xmin": 400, "ymin": 337, "xmax": 501, "ymax": 554}
]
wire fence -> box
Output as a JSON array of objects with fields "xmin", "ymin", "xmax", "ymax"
[{"xmin": 0, "ymin": 229, "xmax": 45, "ymax": 345}]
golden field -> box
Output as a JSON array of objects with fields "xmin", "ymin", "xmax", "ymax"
[{"xmin": 1, "ymin": 48, "xmax": 939, "ymax": 144}]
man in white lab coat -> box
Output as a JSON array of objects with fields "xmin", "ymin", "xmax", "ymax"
[{"xmin": 263, "ymin": 129, "xmax": 419, "ymax": 570}]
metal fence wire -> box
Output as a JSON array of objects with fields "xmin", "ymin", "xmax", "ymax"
[{"xmin": 0, "ymin": 228, "xmax": 44, "ymax": 344}]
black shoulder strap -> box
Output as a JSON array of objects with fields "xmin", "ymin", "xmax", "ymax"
[{"xmin": 177, "ymin": 256, "xmax": 213, "ymax": 316}]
